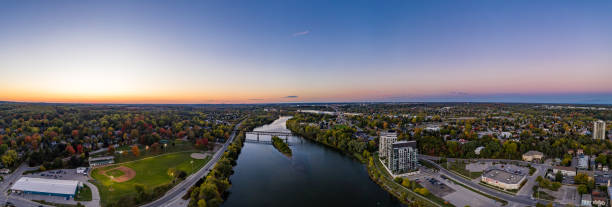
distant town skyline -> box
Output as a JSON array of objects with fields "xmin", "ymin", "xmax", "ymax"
[{"xmin": 1, "ymin": 1, "xmax": 611, "ymax": 104}]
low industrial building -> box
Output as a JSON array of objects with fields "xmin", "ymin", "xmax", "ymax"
[
  {"xmin": 553, "ymin": 166, "xmax": 577, "ymax": 177},
  {"xmin": 10, "ymin": 177, "xmax": 82, "ymax": 199},
  {"xmin": 522, "ymin": 150, "xmax": 543, "ymax": 162},
  {"xmin": 89, "ymin": 156, "xmax": 115, "ymax": 166},
  {"xmin": 481, "ymin": 169, "xmax": 526, "ymax": 190}
]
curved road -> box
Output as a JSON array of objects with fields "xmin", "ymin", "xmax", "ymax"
[{"xmin": 141, "ymin": 123, "xmax": 241, "ymax": 207}]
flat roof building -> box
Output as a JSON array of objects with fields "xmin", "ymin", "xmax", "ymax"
[
  {"xmin": 10, "ymin": 177, "xmax": 82, "ymax": 199},
  {"xmin": 553, "ymin": 166, "xmax": 577, "ymax": 177},
  {"xmin": 481, "ymin": 169, "xmax": 526, "ymax": 190},
  {"xmin": 522, "ymin": 150, "xmax": 543, "ymax": 162},
  {"xmin": 89, "ymin": 156, "xmax": 115, "ymax": 167}
]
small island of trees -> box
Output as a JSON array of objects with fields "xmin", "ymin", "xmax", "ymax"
[{"xmin": 271, "ymin": 136, "xmax": 292, "ymax": 157}]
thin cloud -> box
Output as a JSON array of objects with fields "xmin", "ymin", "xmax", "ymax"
[
  {"xmin": 292, "ymin": 30, "xmax": 310, "ymax": 37},
  {"xmin": 248, "ymin": 98, "xmax": 264, "ymax": 101},
  {"xmin": 282, "ymin": 96, "xmax": 298, "ymax": 98}
]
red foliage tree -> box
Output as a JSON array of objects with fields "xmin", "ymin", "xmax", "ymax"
[
  {"xmin": 66, "ymin": 144, "xmax": 76, "ymax": 155},
  {"xmin": 76, "ymin": 144, "xmax": 83, "ymax": 154}
]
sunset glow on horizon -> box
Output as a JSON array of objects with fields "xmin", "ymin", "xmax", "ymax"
[{"xmin": 1, "ymin": 1, "xmax": 611, "ymax": 104}]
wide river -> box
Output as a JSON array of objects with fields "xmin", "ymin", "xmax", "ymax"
[{"xmin": 222, "ymin": 116, "xmax": 403, "ymax": 207}]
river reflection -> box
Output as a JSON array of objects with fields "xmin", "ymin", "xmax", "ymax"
[{"xmin": 222, "ymin": 116, "xmax": 403, "ymax": 207}]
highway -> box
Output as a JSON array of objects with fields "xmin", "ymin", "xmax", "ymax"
[
  {"xmin": 418, "ymin": 156, "xmax": 549, "ymax": 206},
  {"xmin": 141, "ymin": 123, "xmax": 242, "ymax": 207}
]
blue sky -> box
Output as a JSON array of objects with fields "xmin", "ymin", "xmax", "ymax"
[{"xmin": 0, "ymin": 0, "xmax": 611, "ymax": 104}]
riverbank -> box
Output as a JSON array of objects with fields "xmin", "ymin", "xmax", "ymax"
[
  {"xmin": 184, "ymin": 115, "xmax": 276, "ymax": 207},
  {"xmin": 286, "ymin": 115, "xmax": 447, "ymax": 207}
]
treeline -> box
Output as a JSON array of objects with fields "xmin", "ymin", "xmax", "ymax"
[
  {"xmin": 286, "ymin": 114, "xmax": 375, "ymax": 162},
  {"xmin": 271, "ymin": 136, "xmax": 292, "ymax": 156}
]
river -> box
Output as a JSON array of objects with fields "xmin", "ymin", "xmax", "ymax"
[{"xmin": 222, "ymin": 116, "xmax": 403, "ymax": 207}]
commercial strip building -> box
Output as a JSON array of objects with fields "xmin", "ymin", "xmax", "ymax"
[
  {"xmin": 10, "ymin": 177, "xmax": 82, "ymax": 199},
  {"xmin": 593, "ymin": 120, "xmax": 606, "ymax": 140},
  {"xmin": 378, "ymin": 131, "xmax": 397, "ymax": 159},
  {"xmin": 481, "ymin": 169, "xmax": 526, "ymax": 190},
  {"xmin": 522, "ymin": 150, "xmax": 543, "ymax": 162},
  {"xmin": 89, "ymin": 156, "xmax": 115, "ymax": 166},
  {"xmin": 387, "ymin": 141, "xmax": 418, "ymax": 174}
]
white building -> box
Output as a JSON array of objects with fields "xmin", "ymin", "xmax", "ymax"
[
  {"xmin": 593, "ymin": 120, "xmax": 606, "ymax": 140},
  {"xmin": 522, "ymin": 151, "xmax": 544, "ymax": 162},
  {"xmin": 387, "ymin": 141, "xmax": 418, "ymax": 174},
  {"xmin": 481, "ymin": 169, "xmax": 526, "ymax": 190},
  {"xmin": 10, "ymin": 177, "xmax": 82, "ymax": 199},
  {"xmin": 553, "ymin": 166, "xmax": 577, "ymax": 177},
  {"xmin": 379, "ymin": 131, "xmax": 397, "ymax": 159},
  {"xmin": 578, "ymin": 155, "xmax": 590, "ymax": 170}
]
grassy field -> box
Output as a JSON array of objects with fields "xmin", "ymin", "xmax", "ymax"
[
  {"xmin": 91, "ymin": 151, "xmax": 210, "ymax": 206},
  {"xmin": 75, "ymin": 185, "xmax": 93, "ymax": 201}
]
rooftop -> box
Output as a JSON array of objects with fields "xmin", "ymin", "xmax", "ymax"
[
  {"xmin": 482, "ymin": 169, "xmax": 525, "ymax": 184},
  {"xmin": 392, "ymin": 141, "xmax": 417, "ymax": 149},
  {"xmin": 11, "ymin": 177, "xmax": 80, "ymax": 195}
]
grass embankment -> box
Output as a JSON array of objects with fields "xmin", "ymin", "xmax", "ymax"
[
  {"xmin": 369, "ymin": 154, "xmax": 450, "ymax": 207},
  {"xmin": 271, "ymin": 136, "xmax": 292, "ymax": 157},
  {"xmin": 75, "ymin": 185, "xmax": 93, "ymax": 201},
  {"xmin": 446, "ymin": 160, "xmax": 482, "ymax": 179},
  {"xmin": 91, "ymin": 151, "xmax": 210, "ymax": 206}
]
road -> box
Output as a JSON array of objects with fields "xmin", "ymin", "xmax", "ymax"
[
  {"xmin": 419, "ymin": 156, "xmax": 550, "ymax": 206},
  {"xmin": 141, "ymin": 123, "xmax": 242, "ymax": 207}
]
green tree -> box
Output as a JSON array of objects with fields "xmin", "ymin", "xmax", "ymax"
[
  {"xmin": 1, "ymin": 150, "xmax": 18, "ymax": 167},
  {"xmin": 197, "ymin": 199, "xmax": 207, "ymax": 207},
  {"xmin": 577, "ymin": 184, "xmax": 588, "ymax": 194}
]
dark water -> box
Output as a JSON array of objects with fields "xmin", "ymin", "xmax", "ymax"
[{"xmin": 222, "ymin": 117, "xmax": 403, "ymax": 207}]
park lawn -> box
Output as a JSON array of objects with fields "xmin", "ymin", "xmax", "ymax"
[{"xmin": 92, "ymin": 151, "xmax": 210, "ymax": 206}]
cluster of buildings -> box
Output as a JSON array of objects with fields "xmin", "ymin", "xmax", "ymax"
[
  {"xmin": 379, "ymin": 130, "xmax": 418, "ymax": 175},
  {"xmin": 480, "ymin": 165, "xmax": 527, "ymax": 190}
]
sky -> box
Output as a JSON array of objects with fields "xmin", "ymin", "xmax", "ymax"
[{"xmin": 0, "ymin": 0, "xmax": 611, "ymax": 104}]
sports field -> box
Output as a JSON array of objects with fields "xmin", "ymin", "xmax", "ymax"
[{"xmin": 91, "ymin": 151, "xmax": 210, "ymax": 206}]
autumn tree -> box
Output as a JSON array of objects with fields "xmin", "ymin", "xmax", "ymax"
[
  {"xmin": 1, "ymin": 150, "xmax": 18, "ymax": 167},
  {"xmin": 132, "ymin": 145, "xmax": 140, "ymax": 157},
  {"xmin": 66, "ymin": 144, "xmax": 76, "ymax": 155}
]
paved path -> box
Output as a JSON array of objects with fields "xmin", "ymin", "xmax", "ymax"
[{"xmin": 141, "ymin": 123, "xmax": 242, "ymax": 207}]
